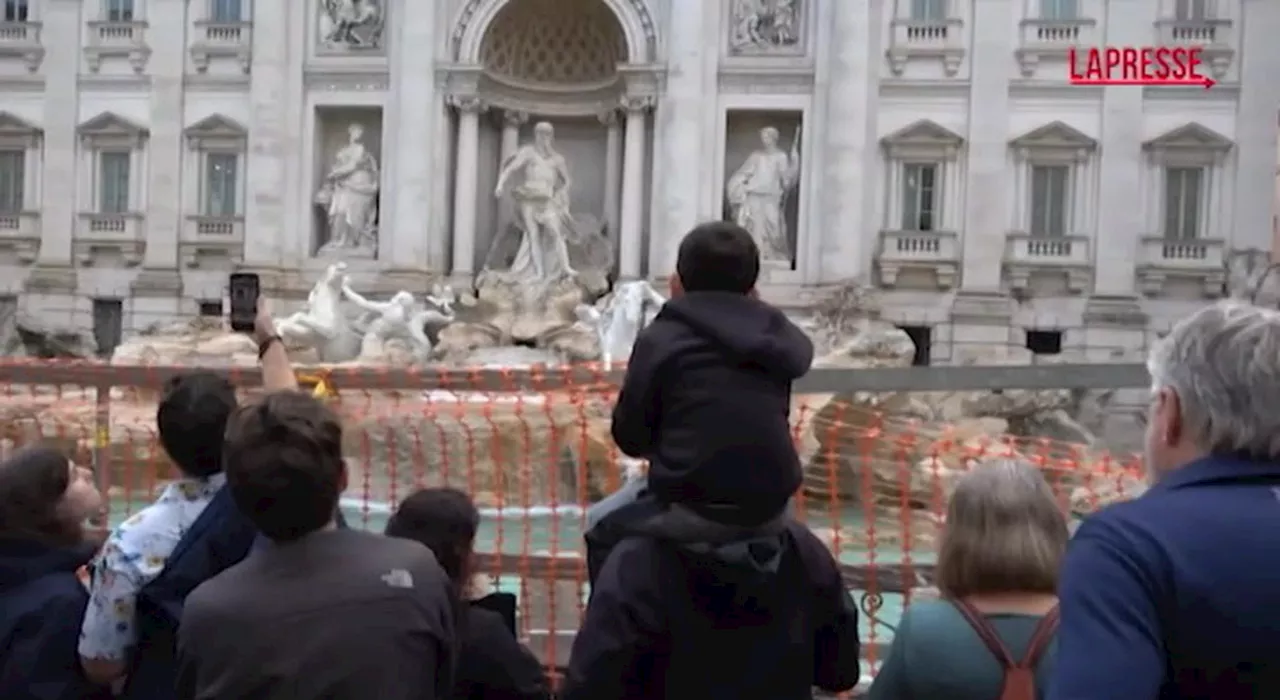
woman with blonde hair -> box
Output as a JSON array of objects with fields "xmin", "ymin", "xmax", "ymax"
[{"xmin": 868, "ymin": 460, "xmax": 1068, "ymax": 700}]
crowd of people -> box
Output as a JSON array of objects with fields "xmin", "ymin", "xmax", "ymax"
[{"xmin": 0, "ymin": 220, "xmax": 1278, "ymax": 699}]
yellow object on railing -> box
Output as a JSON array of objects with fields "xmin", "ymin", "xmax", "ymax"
[{"xmin": 295, "ymin": 372, "xmax": 337, "ymax": 400}]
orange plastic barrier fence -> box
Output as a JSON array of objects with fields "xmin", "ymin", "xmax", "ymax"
[{"xmin": 0, "ymin": 361, "xmax": 1146, "ymax": 694}]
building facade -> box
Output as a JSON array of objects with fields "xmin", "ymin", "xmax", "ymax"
[{"xmin": 0, "ymin": 0, "xmax": 1276, "ymax": 360}]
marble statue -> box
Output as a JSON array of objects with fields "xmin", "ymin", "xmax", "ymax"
[
  {"xmin": 316, "ymin": 123, "xmax": 380, "ymax": 256},
  {"xmin": 342, "ymin": 285, "xmax": 429, "ymax": 362},
  {"xmin": 730, "ymin": 0, "xmax": 800, "ymax": 52},
  {"xmin": 275, "ymin": 262, "xmax": 360, "ymax": 361},
  {"xmin": 493, "ymin": 121, "xmax": 579, "ymax": 284},
  {"xmin": 318, "ymin": 0, "xmax": 384, "ymax": 50},
  {"xmin": 575, "ymin": 280, "xmax": 666, "ymax": 366},
  {"xmin": 725, "ymin": 125, "xmax": 801, "ymax": 261}
]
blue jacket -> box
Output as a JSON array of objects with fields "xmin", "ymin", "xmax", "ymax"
[
  {"xmin": 1049, "ymin": 456, "xmax": 1280, "ymax": 700},
  {"xmin": 0, "ymin": 537, "xmax": 112, "ymax": 700},
  {"xmin": 119, "ymin": 486, "xmax": 258, "ymax": 700}
]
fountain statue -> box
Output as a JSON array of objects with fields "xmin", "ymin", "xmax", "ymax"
[
  {"xmin": 438, "ymin": 120, "xmax": 614, "ymax": 363},
  {"xmin": 574, "ymin": 280, "xmax": 666, "ymax": 367},
  {"xmin": 275, "ymin": 262, "xmax": 362, "ymax": 361},
  {"xmin": 342, "ymin": 283, "xmax": 455, "ymax": 364}
]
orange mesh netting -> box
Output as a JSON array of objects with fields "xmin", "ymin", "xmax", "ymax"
[{"xmin": 0, "ymin": 360, "xmax": 1146, "ymax": 693}]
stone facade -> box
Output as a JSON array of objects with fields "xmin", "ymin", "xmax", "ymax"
[{"xmin": 0, "ymin": 0, "xmax": 1276, "ymax": 361}]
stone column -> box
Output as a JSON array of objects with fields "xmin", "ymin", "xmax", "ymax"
[
  {"xmin": 241, "ymin": 0, "xmax": 289, "ymax": 269},
  {"xmin": 818, "ymin": 0, "xmax": 873, "ymax": 282},
  {"xmin": 650, "ymin": 1, "xmax": 709, "ymax": 271},
  {"xmin": 449, "ymin": 96, "xmax": 486, "ymax": 276},
  {"xmin": 385, "ymin": 0, "xmax": 437, "ymax": 269},
  {"xmin": 134, "ymin": 0, "xmax": 185, "ymax": 300},
  {"xmin": 495, "ymin": 110, "xmax": 526, "ymax": 238},
  {"xmin": 1231, "ymin": 0, "xmax": 1280, "ymax": 254},
  {"xmin": 618, "ymin": 97, "xmax": 651, "ymax": 279},
  {"xmin": 599, "ymin": 109, "xmax": 622, "ymax": 242},
  {"xmin": 32, "ymin": 0, "xmax": 80, "ymax": 281},
  {"xmin": 500, "ymin": 110, "xmax": 526, "ymax": 162}
]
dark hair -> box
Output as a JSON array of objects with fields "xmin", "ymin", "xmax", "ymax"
[
  {"xmin": 157, "ymin": 371, "xmax": 238, "ymax": 478},
  {"xmin": 223, "ymin": 391, "xmax": 345, "ymax": 542},
  {"xmin": 385, "ymin": 488, "xmax": 479, "ymax": 587},
  {"xmin": 0, "ymin": 446, "xmax": 81, "ymax": 545},
  {"xmin": 675, "ymin": 221, "xmax": 760, "ymax": 294}
]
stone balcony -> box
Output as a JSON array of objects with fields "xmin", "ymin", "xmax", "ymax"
[
  {"xmin": 75, "ymin": 212, "xmax": 144, "ymax": 266},
  {"xmin": 0, "ymin": 21, "xmax": 43, "ymax": 72},
  {"xmin": 1015, "ymin": 18, "xmax": 1096, "ymax": 78},
  {"xmin": 875, "ymin": 229, "xmax": 959, "ymax": 290},
  {"xmin": 0, "ymin": 211, "xmax": 40, "ymax": 263},
  {"xmin": 1136, "ymin": 236, "xmax": 1226, "ymax": 297},
  {"xmin": 1001, "ymin": 233, "xmax": 1090, "ymax": 295},
  {"xmin": 181, "ymin": 215, "xmax": 244, "ymax": 268},
  {"xmin": 85, "ymin": 20, "xmax": 150, "ymax": 73},
  {"xmin": 1155, "ymin": 18, "xmax": 1233, "ymax": 78},
  {"xmin": 886, "ymin": 17, "xmax": 965, "ymax": 77},
  {"xmin": 190, "ymin": 20, "xmax": 252, "ymax": 74}
]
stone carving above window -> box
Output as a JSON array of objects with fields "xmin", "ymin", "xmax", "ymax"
[
  {"xmin": 0, "ymin": 111, "xmax": 42, "ymax": 149},
  {"xmin": 184, "ymin": 113, "xmax": 247, "ymax": 150},
  {"xmin": 1010, "ymin": 121, "xmax": 1096, "ymax": 163},
  {"xmin": 317, "ymin": 0, "xmax": 385, "ymax": 53},
  {"xmin": 77, "ymin": 111, "xmax": 149, "ymax": 148},
  {"xmin": 881, "ymin": 119, "xmax": 964, "ymax": 160},
  {"xmin": 1143, "ymin": 122, "xmax": 1233, "ymax": 166},
  {"xmin": 728, "ymin": 0, "xmax": 803, "ymax": 56}
]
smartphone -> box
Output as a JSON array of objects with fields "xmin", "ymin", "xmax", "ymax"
[{"xmin": 228, "ymin": 273, "xmax": 260, "ymax": 333}]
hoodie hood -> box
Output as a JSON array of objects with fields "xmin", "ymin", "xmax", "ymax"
[
  {"xmin": 0, "ymin": 537, "xmax": 96, "ymax": 589},
  {"xmin": 659, "ymin": 292, "xmax": 814, "ymax": 379},
  {"xmin": 639, "ymin": 505, "xmax": 790, "ymax": 576}
]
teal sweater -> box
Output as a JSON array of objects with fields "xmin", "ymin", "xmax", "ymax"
[{"xmin": 867, "ymin": 600, "xmax": 1057, "ymax": 700}]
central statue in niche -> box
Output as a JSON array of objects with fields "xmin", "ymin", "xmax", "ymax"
[{"xmin": 493, "ymin": 121, "xmax": 579, "ymax": 284}]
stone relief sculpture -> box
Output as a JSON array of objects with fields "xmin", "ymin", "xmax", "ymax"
[
  {"xmin": 493, "ymin": 121, "xmax": 580, "ymax": 285},
  {"xmin": 318, "ymin": 0, "xmax": 384, "ymax": 50},
  {"xmin": 730, "ymin": 0, "xmax": 800, "ymax": 53},
  {"xmin": 725, "ymin": 125, "xmax": 801, "ymax": 262},
  {"xmin": 275, "ymin": 262, "xmax": 361, "ymax": 361},
  {"xmin": 315, "ymin": 123, "xmax": 380, "ymax": 257},
  {"xmin": 574, "ymin": 280, "xmax": 667, "ymax": 366}
]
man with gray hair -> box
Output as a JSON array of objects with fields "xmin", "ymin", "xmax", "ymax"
[{"xmin": 1049, "ymin": 300, "xmax": 1280, "ymax": 700}]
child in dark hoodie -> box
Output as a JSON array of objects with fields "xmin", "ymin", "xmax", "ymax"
[
  {"xmin": 0, "ymin": 446, "xmax": 113, "ymax": 700},
  {"xmin": 584, "ymin": 220, "xmax": 814, "ymax": 584}
]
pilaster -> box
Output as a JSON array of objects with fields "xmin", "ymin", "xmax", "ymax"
[
  {"xmin": 959, "ymin": 0, "xmax": 1014, "ymax": 291},
  {"xmin": 35, "ymin": 0, "xmax": 81, "ymax": 269},
  {"xmin": 139, "ymin": 0, "xmax": 186, "ymax": 274},
  {"xmin": 1230, "ymin": 0, "xmax": 1280, "ymax": 254},
  {"xmin": 241, "ymin": 0, "xmax": 290, "ymax": 267},
  {"xmin": 1091, "ymin": 3, "xmax": 1147, "ymax": 297},
  {"xmin": 385, "ymin": 0, "xmax": 438, "ymax": 270}
]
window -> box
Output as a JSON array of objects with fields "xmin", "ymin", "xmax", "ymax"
[
  {"xmin": 1025, "ymin": 329, "xmax": 1062, "ymax": 355},
  {"xmin": 3, "ymin": 0, "xmax": 28, "ymax": 22},
  {"xmin": 104, "ymin": 0, "xmax": 134, "ymax": 22},
  {"xmin": 898, "ymin": 325, "xmax": 932, "ymax": 366},
  {"xmin": 99, "ymin": 152, "xmax": 131, "ymax": 214},
  {"xmin": 210, "ymin": 0, "xmax": 241, "ymax": 22},
  {"xmin": 1039, "ymin": 0, "xmax": 1078, "ymax": 19},
  {"xmin": 0, "ymin": 150, "xmax": 22, "ymax": 214},
  {"xmin": 92, "ymin": 299, "xmax": 123, "ymax": 358},
  {"xmin": 198, "ymin": 300, "xmax": 223, "ymax": 317},
  {"xmin": 1029, "ymin": 165, "xmax": 1069, "ymax": 237},
  {"xmin": 901, "ymin": 163, "xmax": 938, "ymax": 231},
  {"xmin": 1163, "ymin": 167, "xmax": 1203, "ymax": 240},
  {"xmin": 910, "ymin": 0, "xmax": 947, "ymax": 21},
  {"xmin": 1175, "ymin": 0, "xmax": 1210, "ymax": 20},
  {"xmin": 204, "ymin": 153, "xmax": 238, "ymax": 217}
]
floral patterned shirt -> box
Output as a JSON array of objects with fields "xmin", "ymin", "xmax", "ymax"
[{"xmin": 78, "ymin": 474, "xmax": 227, "ymax": 662}]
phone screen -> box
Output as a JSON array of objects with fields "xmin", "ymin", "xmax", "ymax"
[{"xmin": 228, "ymin": 273, "xmax": 260, "ymax": 333}]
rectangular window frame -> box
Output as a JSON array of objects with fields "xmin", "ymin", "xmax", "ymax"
[
  {"xmin": 910, "ymin": 0, "xmax": 948, "ymax": 22},
  {"xmin": 104, "ymin": 0, "xmax": 135, "ymax": 22},
  {"xmin": 1163, "ymin": 166, "xmax": 1204, "ymax": 241},
  {"xmin": 0, "ymin": 149, "xmax": 24, "ymax": 214},
  {"xmin": 901, "ymin": 162, "xmax": 940, "ymax": 232},
  {"xmin": 202, "ymin": 151, "xmax": 239, "ymax": 217},
  {"xmin": 1028, "ymin": 163, "xmax": 1070, "ymax": 237},
  {"xmin": 98, "ymin": 151, "xmax": 132, "ymax": 215}
]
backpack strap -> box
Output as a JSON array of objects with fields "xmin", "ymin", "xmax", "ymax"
[
  {"xmin": 950, "ymin": 599, "xmax": 1017, "ymax": 667},
  {"xmin": 1018, "ymin": 605, "xmax": 1060, "ymax": 667}
]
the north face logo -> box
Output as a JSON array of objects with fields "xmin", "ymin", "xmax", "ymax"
[{"xmin": 381, "ymin": 569, "xmax": 414, "ymax": 588}]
